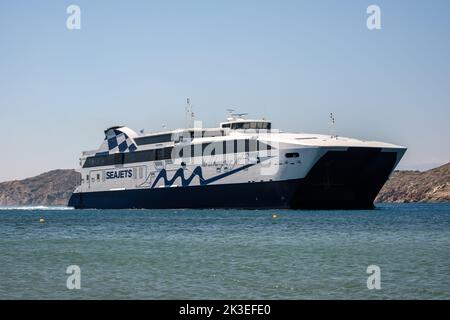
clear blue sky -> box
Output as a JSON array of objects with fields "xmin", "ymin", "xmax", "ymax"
[{"xmin": 1, "ymin": 0, "xmax": 449, "ymax": 181}]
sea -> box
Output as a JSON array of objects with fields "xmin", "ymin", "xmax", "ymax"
[{"xmin": 0, "ymin": 203, "xmax": 449, "ymax": 300}]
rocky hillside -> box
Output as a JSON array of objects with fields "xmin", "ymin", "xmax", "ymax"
[
  {"xmin": 0, "ymin": 163, "xmax": 448, "ymax": 207},
  {"xmin": 376, "ymin": 162, "xmax": 450, "ymax": 203},
  {"xmin": 0, "ymin": 170, "xmax": 80, "ymax": 206}
]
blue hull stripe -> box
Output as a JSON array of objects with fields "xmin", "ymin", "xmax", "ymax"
[{"xmin": 150, "ymin": 163, "xmax": 255, "ymax": 188}]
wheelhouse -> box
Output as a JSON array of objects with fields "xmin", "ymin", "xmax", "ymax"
[{"xmin": 219, "ymin": 118, "xmax": 271, "ymax": 130}]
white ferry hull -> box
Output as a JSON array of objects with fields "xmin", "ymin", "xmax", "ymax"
[{"xmin": 69, "ymin": 146, "xmax": 404, "ymax": 210}]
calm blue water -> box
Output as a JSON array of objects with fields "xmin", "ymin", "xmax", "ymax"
[{"xmin": 0, "ymin": 204, "xmax": 449, "ymax": 299}]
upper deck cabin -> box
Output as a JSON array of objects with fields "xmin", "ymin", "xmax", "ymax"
[
  {"xmin": 80, "ymin": 116, "xmax": 272, "ymax": 160},
  {"xmin": 219, "ymin": 116, "xmax": 271, "ymax": 130}
]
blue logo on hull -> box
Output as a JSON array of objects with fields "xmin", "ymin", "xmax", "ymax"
[{"xmin": 150, "ymin": 163, "xmax": 255, "ymax": 188}]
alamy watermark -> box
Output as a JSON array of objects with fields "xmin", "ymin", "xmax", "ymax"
[
  {"xmin": 366, "ymin": 265, "xmax": 381, "ymax": 290},
  {"xmin": 367, "ymin": 5, "xmax": 381, "ymax": 30},
  {"xmin": 64, "ymin": 5, "xmax": 381, "ymax": 32},
  {"xmin": 66, "ymin": 5, "xmax": 81, "ymax": 30},
  {"xmin": 169, "ymin": 119, "xmax": 281, "ymax": 176},
  {"xmin": 66, "ymin": 265, "xmax": 81, "ymax": 290}
]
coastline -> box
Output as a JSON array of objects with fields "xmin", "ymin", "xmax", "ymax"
[{"xmin": 0, "ymin": 163, "xmax": 448, "ymax": 207}]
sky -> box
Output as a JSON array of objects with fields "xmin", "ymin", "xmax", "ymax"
[{"xmin": 0, "ymin": 0, "xmax": 449, "ymax": 181}]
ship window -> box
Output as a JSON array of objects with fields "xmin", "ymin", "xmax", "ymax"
[
  {"xmin": 224, "ymin": 140, "xmax": 234, "ymax": 154},
  {"xmin": 114, "ymin": 153, "xmax": 124, "ymax": 165},
  {"xmin": 163, "ymin": 147, "xmax": 172, "ymax": 159},
  {"xmin": 228, "ymin": 122, "xmax": 271, "ymax": 130},
  {"xmin": 232, "ymin": 123, "xmax": 244, "ymax": 129},
  {"xmin": 248, "ymin": 139, "xmax": 257, "ymax": 152},
  {"xmin": 83, "ymin": 141, "xmax": 273, "ymax": 168},
  {"xmin": 221, "ymin": 123, "xmax": 231, "ymax": 128},
  {"xmin": 97, "ymin": 174, "xmax": 100, "ymax": 181},
  {"xmin": 203, "ymin": 130, "xmax": 225, "ymax": 137},
  {"xmin": 155, "ymin": 148, "xmax": 163, "ymax": 160},
  {"xmin": 135, "ymin": 133, "xmax": 172, "ymax": 146},
  {"xmin": 256, "ymin": 141, "xmax": 272, "ymax": 151},
  {"xmin": 191, "ymin": 144, "xmax": 205, "ymax": 158},
  {"xmin": 84, "ymin": 155, "xmax": 115, "ymax": 167},
  {"xmin": 253, "ymin": 122, "xmax": 271, "ymax": 130},
  {"xmin": 285, "ymin": 152, "xmax": 299, "ymax": 158},
  {"xmin": 235, "ymin": 140, "xmax": 244, "ymax": 153}
]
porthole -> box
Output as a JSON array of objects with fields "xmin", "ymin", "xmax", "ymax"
[{"xmin": 285, "ymin": 152, "xmax": 300, "ymax": 158}]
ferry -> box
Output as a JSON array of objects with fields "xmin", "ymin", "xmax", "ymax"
[{"xmin": 68, "ymin": 113, "xmax": 406, "ymax": 209}]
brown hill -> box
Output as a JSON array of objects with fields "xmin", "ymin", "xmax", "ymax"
[
  {"xmin": 376, "ymin": 162, "xmax": 450, "ymax": 203},
  {"xmin": 0, "ymin": 170, "xmax": 80, "ymax": 206}
]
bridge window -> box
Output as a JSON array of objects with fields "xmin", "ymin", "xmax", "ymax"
[{"xmin": 228, "ymin": 122, "xmax": 271, "ymax": 130}]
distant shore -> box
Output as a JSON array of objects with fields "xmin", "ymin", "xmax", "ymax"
[
  {"xmin": 0, "ymin": 163, "xmax": 448, "ymax": 207},
  {"xmin": 375, "ymin": 162, "xmax": 449, "ymax": 203}
]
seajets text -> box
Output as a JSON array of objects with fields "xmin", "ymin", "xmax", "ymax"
[{"xmin": 106, "ymin": 170, "xmax": 133, "ymax": 180}]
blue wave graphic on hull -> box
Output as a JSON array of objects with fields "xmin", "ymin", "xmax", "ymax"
[{"xmin": 150, "ymin": 163, "xmax": 256, "ymax": 188}]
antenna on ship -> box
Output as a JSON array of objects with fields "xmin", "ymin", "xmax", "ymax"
[
  {"xmin": 329, "ymin": 112, "xmax": 337, "ymax": 139},
  {"xmin": 185, "ymin": 98, "xmax": 194, "ymax": 128}
]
